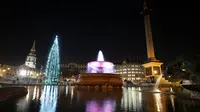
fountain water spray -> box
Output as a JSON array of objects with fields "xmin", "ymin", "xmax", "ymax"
[
  {"xmin": 97, "ymin": 50, "xmax": 104, "ymax": 61},
  {"xmin": 153, "ymin": 74, "xmax": 163, "ymax": 92}
]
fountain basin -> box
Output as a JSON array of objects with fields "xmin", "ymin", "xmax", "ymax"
[
  {"xmin": 76, "ymin": 73, "xmax": 123, "ymax": 87},
  {"xmin": 87, "ymin": 61, "xmax": 114, "ymax": 73}
]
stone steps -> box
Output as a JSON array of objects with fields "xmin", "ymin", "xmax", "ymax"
[{"xmin": 159, "ymin": 77, "xmax": 171, "ymax": 85}]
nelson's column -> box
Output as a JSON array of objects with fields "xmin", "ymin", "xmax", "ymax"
[{"xmin": 141, "ymin": 0, "xmax": 163, "ymax": 80}]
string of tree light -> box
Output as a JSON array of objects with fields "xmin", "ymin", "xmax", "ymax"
[{"xmin": 45, "ymin": 35, "xmax": 60, "ymax": 85}]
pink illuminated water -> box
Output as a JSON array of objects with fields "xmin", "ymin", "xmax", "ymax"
[
  {"xmin": 86, "ymin": 50, "xmax": 114, "ymax": 73},
  {"xmin": 86, "ymin": 99, "xmax": 115, "ymax": 112}
]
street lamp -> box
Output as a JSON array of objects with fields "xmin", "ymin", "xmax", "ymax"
[
  {"xmin": 3, "ymin": 69, "xmax": 6, "ymax": 72},
  {"xmin": 19, "ymin": 69, "xmax": 27, "ymax": 77}
]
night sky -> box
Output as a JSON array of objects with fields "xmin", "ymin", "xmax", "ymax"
[{"xmin": 0, "ymin": 0, "xmax": 198, "ymax": 66}]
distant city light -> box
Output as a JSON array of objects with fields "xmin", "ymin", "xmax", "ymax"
[{"xmin": 19, "ymin": 69, "xmax": 27, "ymax": 76}]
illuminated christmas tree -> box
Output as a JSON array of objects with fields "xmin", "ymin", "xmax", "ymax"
[{"xmin": 45, "ymin": 35, "xmax": 60, "ymax": 84}]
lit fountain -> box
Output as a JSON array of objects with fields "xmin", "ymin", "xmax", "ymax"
[
  {"xmin": 153, "ymin": 74, "xmax": 163, "ymax": 92},
  {"xmin": 87, "ymin": 50, "xmax": 114, "ymax": 73},
  {"xmin": 76, "ymin": 50, "xmax": 123, "ymax": 87}
]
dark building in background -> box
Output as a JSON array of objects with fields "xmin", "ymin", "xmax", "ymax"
[{"xmin": 60, "ymin": 63, "xmax": 86, "ymax": 78}]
